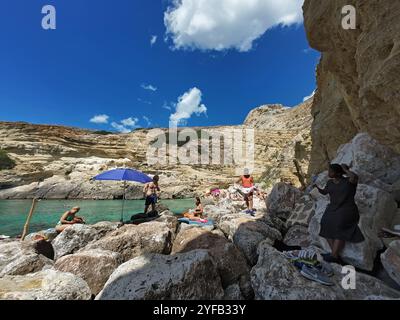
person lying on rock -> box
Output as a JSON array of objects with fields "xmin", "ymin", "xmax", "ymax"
[
  {"xmin": 184, "ymin": 197, "xmax": 204, "ymax": 219},
  {"xmin": 143, "ymin": 175, "xmax": 160, "ymax": 215},
  {"xmin": 312, "ymin": 163, "xmax": 365, "ymax": 263},
  {"xmin": 55, "ymin": 207, "xmax": 85, "ymax": 233}
]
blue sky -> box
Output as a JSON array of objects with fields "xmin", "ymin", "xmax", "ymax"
[{"xmin": 0, "ymin": 0, "xmax": 319, "ymax": 131}]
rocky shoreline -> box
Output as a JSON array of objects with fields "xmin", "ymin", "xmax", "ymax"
[{"xmin": 1, "ymin": 132, "xmax": 399, "ymax": 300}]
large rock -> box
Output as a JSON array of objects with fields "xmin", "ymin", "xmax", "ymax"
[
  {"xmin": 332, "ymin": 133, "xmax": 400, "ymax": 185},
  {"xmin": 96, "ymin": 250, "xmax": 224, "ymax": 300},
  {"xmin": 381, "ymin": 240, "xmax": 400, "ymax": 287},
  {"xmin": 171, "ymin": 228, "xmax": 252, "ymax": 298},
  {"xmin": 309, "ymin": 184, "xmax": 397, "ymax": 271},
  {"xmin": 286, "ymin": 194, "xmax": 316, "ymax": 229},
  {"xmin": 203, "ymin": 205, "xmax": 232, "ymax": 225},
  {"xmin": 52, "ymin": 222, "xmax": 119, "ymax": 260},
  {"xmin": 266, "ymin": 182, "xmax": 302, "ymax": 219},
  {"xmin": 0, "ymin": 269, "xmax": 92, "ymax": 300},
  {"xmin": 155, "ymin": 210, "xmax": 179, "ymax": 237},
  {"xmin": 250, "ymin": 241, "xmax": 400, "ymax": 300},
  {"xmin": 54, "ymin": 249, "xmax": 122, "ymax": 295},
  {"xmin": 83, "ymin": 221, "xmax": 172, "ymax": 262},
  {"xmin": 0, "ymin": 240, "xmax": 53, "ymax": 277},
  {"xmin": 283, "ymin": 225, "xmax": 311, "ymax": 248},
  {"xmin": 219, "ymin": 215, "xmax": 282, "ymax": 266},
  {"xmin": 25, "ymin": 228, "xmax": 59, "ymax": 242},
  {"xmin": 304, "ymin": 0, "xmax": 400, "ymax": 175}
]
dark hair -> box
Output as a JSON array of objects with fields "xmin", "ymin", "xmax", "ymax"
[
  {"xmin": 196, "ymin": 197, "xmax": 201, "ymax": 204},
  {"xmin": 153, "ymin": 175, "xmax": 159, "ymax": 182},
  {"xmin": 329, "ymin": 164, "xmax": 345, "ymax": 177}
]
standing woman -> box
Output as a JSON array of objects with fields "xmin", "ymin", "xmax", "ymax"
[{"xmin": 313, "ymin": 164, "xmax": 365, "ymax": 263}]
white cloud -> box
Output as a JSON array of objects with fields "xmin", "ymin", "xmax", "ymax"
[
  {"xmin": 143, "ymin": 116, "xmax": 152, "ymax": 126},
  {"xmin": 141, "ymin": 84, "xmax": 157, "ymax": 92},
  {"xmin": 164, "ymin": 0, "xmax": 303, "ymax": 52},
  {"xmin": 150, "ymin": 35, "xmax": 158, "ymax": 46},
  {"xmin": 90, "ymin": 114, "xmax": 109, "ymax": 124},
  {"xmin": 162, "ymin": 102, "xmax": 172, "ymax": 111},
  {"xmin": 169, "ymin": 87, "xmax": 207, "ymax": 127},
  {"xmin": 111, "ymin": 122, "xmax": 131, "ymax": 133},
  {"xmin": 138, "ymin": 98, "xmax": 152, "ymax": 105},
  {"xmin": 121, "ymin": 117, "xmax": 139, "ymax": 127},
  {"xmin": 303, "ymin": 89, "xmax": 316, "ymax": 102},
  {"xmin": 112, "ymin": 117, "xmax": 140, "ymax": 133}
]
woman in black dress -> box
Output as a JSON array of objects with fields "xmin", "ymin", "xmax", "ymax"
[{"xmin": 313, "ymin": 164, "xmax": 365, "ymax": 263}]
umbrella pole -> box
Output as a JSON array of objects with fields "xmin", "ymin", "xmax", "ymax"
[{"xmin": 121, "ymin": 181, "xmax": 126, "ymax": 223}]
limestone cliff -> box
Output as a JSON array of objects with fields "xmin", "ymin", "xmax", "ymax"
[
  {"xmin": 303, "ymin": 0, "xmax": 400, "ymax": 174},
  {"xmin": 0, "ymin": 100, "xmax": 312, "ymax": 199}
]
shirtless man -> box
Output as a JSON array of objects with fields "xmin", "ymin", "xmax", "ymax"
[{"xmin": 143, "ymin": 175, "xmax": 160, "ymax": 214}]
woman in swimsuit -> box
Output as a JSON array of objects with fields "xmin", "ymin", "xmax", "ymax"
[
  {"xmin": 143, "ymin": 175, "xmax": 160, "ymax": 214},
  {"xmin": 236, "ymin": 168, "xmax": 256, "ymax": 214},
  {"xmin": 55, "ymin": 207, "xmax": 85, "ymax": 233},
  {"xmin": 184, "ymin": 197, "xmax": 204, "ymax": 219}
]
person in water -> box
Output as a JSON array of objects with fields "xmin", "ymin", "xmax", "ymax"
[
  {"xmin": 55, "ymin": 207, "xmax": 85, "ymax": 233},
  {"xmin": 313, "ymin": 163, "xmax": 365, "ymax": 263},
  {"xmin": 236, "ymin": 168, "xmax": 256, "ymax": 214},
  {"xmin": 143, "ymin": 175, "xmax": 160, "ymax": 215}
]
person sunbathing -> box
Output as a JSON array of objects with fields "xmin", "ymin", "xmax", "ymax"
[
  {"xmin": 55, "ymin": 207, "xmax": 85, "ymax": 233},
  {"xmin": 184, "ymin": 197, "xmax": 204, "ymax": 220}
]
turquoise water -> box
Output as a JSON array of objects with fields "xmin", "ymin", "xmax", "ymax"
[{"xmin": 0, "ymin": 199, "xmax": 195, "ymax": 237}]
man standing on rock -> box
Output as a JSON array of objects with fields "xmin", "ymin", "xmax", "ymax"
[
  {"xmin": 236, "ymin": 168, "xmax": 256, "ymax": 215},
  {"xmin": 143, "ymin": 175, "xmax": 160, "ymax": 215}
]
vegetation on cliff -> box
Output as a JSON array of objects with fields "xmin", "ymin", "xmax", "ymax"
[{"xmin": 0, "ymin": 150, "xmax": 15, "ymax": 170}]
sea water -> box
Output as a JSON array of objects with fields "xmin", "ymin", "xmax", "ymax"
[{"xmin": 0, "ymin": 199, "xmax": 194, "ymax": 237}]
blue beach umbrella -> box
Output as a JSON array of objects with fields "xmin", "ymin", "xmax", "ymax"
[{"xmin": 93, "ymin": 168, "xmax": 153, "ymax": 222}]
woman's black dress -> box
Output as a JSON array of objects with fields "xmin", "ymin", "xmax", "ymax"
[{"xmin": 319, "ymin": 178, "xmax": 365, "ymax": 243}]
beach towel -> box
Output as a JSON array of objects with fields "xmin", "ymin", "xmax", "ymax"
[{"xmin": 178, "ymin": 218, "xmax": 214, "ymax": 227}]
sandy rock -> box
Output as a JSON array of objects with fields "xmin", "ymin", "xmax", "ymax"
[
  {"xmin": 25, "ymin": 228, "xmax": 59, "ymax": 242},
  {"xmin": 54, "ymin": 249, "xmax": 122, "ymax": 295},
  {"xmin": 83, "ymin": 221, "xmax": 172, "ymax": 262},
  {"xmin": 304, "ymin": 0, "xmax": 400, "ymax": 174},
  {"xmin": 52, "ymin": 222, "xmax": 119, "ymax": 260},
  {"xmin": 171, "ymin": 228, "xmax": 252, "ymax": 297},
  {"xmin": 0, "ymin": 240, "xmax": 54, "ymax": 277},
  {"xmin": 332, "ymin": 133, "xmax": 400, "ymax": 185},
  {"xmin": 0, "ymin": 269, "xmax": 91, "ymax": 300},
  {"xmin": 219, "ymin": 216, "xmax": 281, "ymax": 265},
  {"xmin": 266, "ymin": 182, "xmax": 302, "ymax": 219},
  {"xmin": 96, "ymin": 250, "xmax": 224, "ymax": 300},
  {"xmin": 381, "ymin": 240, "xmax": 400, "ymax": 287}
]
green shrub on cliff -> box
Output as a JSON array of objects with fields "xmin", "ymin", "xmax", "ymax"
[{"xmin": 0, "ymin": 150, "xmax": 16, "ymax": 170}]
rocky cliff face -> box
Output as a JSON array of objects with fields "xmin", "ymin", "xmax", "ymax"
[
  {"xmin": 0, "ymin": 100, "xmax": 312, "ymax": 199},
  {"xmin": 303, "ymin": 0, "xmax": 400, "ymax": 174}
]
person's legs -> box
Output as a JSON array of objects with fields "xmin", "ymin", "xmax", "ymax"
[
  {"xmin": 326, "ymin": 238, "xmax": 334, "ymax": 250},
  {"xmin": 244, "ymin": 195, "xmax": 250, "ymax": 209},
  {"xmin": 248, "ymin": 194, "xmax": 254, "ymax": 211},
  {"xmin": 332, "ymin": 239, "xmax": 345, "ymax": 259}
]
